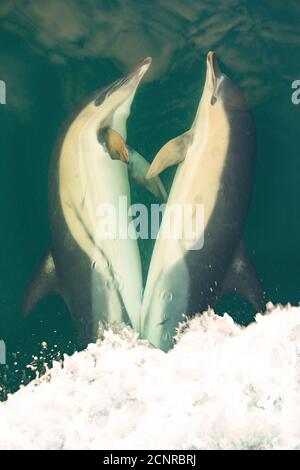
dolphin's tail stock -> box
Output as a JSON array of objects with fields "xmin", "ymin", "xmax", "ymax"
[
  {"xmin": 23, "ymin": 250, "xmax": 60, "ymax": 316},
  {"xmin": 220, "ymin": 239, "xmax": 265, "ymax": 313}
]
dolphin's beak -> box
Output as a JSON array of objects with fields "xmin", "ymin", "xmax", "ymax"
[
  {"xmin": 94, "ymin": 57, "xmax": 152, "ymax": 108},
  {"xmin": 117, "ymin": 57, "xmax": 152, "ymax": 91},
  {"xmin": 130, "ymin": 57, "xmax": 152, "ymax": 80},
  {"xmin": 120, "ymin": 57, "xmax": 152, "ymax": 95},
  {"xmin": 207, "ymin": 51, "xmax": 222, "ymax": 94},
  {"xmin": 113, "ymin": 57, "xmax": 152, "ymax": 95}
]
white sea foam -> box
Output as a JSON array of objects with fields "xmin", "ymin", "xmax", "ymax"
[{"xmin": 1, "ymin": 304, "xmax": 300, "ymax": 450}]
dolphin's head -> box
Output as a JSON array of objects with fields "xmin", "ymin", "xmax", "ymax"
[
  {"xmin": 146, "ymin": 52, "xmax": 249, "ymax": 179},
  {"xmin": 94, "ymin": 56, "xmax": 152, "ymax": 124},
  {"xmin": 69, "ymin": 57, "xmax": 152, "ymax": 162},
  {"xmin": 201, "ymin": 51, "xmax": 247, "ymax": 113}
]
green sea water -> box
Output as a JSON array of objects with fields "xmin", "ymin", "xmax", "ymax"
[{"xmin": 0, "ymin": 0, "xmax": 300, "ymax": 397}]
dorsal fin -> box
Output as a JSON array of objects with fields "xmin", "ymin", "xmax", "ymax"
[
  {"xmin": 23, "ymin": 250, "xmax": 60, "ymax": 316},
  {"xmin": 221, "ymin": 239, "xmax": 265, "ymax": 312}
]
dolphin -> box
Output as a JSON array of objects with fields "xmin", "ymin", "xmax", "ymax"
[
  {"xmin": 24, "ymin": 57, "xmax": 166, "ymax": 345},
  {"xmin": 142, "ymin": 51, "xmax": 264, "ymax": 351}
]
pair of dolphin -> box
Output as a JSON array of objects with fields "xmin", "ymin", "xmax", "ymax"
[{"xmin": 24, "ymin": 52, "xmax": 264, "ymax": 351}]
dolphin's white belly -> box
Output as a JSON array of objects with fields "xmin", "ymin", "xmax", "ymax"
[
  {"xmin": 59, "ymin": 131, "xmax": 142, "ymax": 331},
  {"xmin": 144, "ymin": 107, "xmax": 229, "ymax": 295},
  {"xmin": 141, "ymin": 103, "xmax": 230, "ymax": 340}
]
